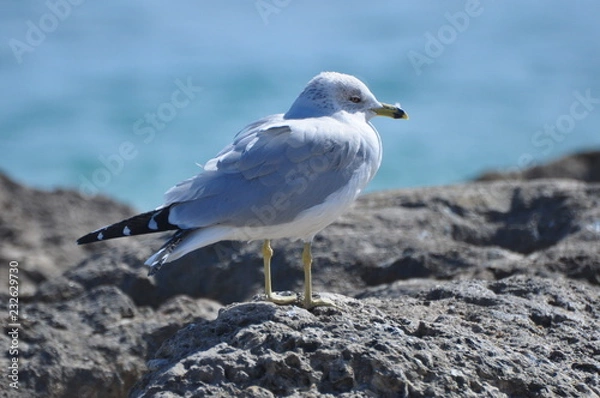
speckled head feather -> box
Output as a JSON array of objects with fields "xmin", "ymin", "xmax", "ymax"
[{"xmin": 284, "ymin": 72, "xmax": 381, "ymax": 120}]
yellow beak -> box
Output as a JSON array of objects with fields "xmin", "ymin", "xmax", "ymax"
[{"xmin": 373, "ymin": 103, "xmax": 409, "ymax": 120}]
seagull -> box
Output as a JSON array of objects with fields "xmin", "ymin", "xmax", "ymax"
[{"xmin": 77, "ymin": 71, "xmax": 408, "ymax": 308}]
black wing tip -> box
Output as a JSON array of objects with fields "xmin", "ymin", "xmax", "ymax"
[
  {"xmin": 76, "ymin": 232, "xmax": 101, "ymax": 245},
  {"xmin": 75, "ymin": 207, "xmax": 179, "ymax": 246},
  {"xmin": 76, "ymin": 226, "xmax": 110, "ymax": 245},
  {"xmin": 76, "ymin": 235, "xmax": 94, "ymax": 245}
]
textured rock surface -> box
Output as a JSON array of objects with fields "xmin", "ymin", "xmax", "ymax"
[
  {"xmin": 12, "ymin": 288, "xmax": 220, "ymax": 398},
  {"xmin": 0, "ymin": 173, "xmax": 144, "ymax": 298},
  {"xmin": 0, "ymin": 173, "xmax": 222, "ymax": 398},
  {"xmin": 131, "ymin": 277, "xmax": 600, "ymax": 397},
  {"xmin": 0, "ymin": 159, "xmax": 599, "ymax": 397}
]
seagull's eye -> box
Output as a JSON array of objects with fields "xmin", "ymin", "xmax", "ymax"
[{"xmin": 349, "ymin": 95, "xmax": 361, "ymax": 103}]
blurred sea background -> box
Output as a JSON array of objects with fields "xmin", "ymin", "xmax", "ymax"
[{"xmin": 1, "ymin": 0, "xmax": 599, "ymax": 210}]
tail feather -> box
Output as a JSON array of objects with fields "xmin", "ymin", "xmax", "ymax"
[
  {"xmin": 77, "ymin": 206, "xmax": 178, "ymax": 244},
  {"xmin": 146, "ymin": 226, "xmax": 232, "ymax": 276},
  {"xmin": 145, "ymin": 230, "xmax": 190, "ymax": 276}
]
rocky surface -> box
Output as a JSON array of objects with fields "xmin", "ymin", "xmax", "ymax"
[
  {"xmin": 0, "ymin": 173, "xmax": 223, "ymax": 398},
  {"xmin": 11, "ymin": 288, "xmax": 220, "ymax": 398},
  {"xmin": 475, "ymin": 150, "xmax": 600, "ymax": 183},
  {"xmin": 0, "ymin": 173, "xmax": 143, "ymax": 298},
  {"xmin": 131, "ymin": 277, "xmax": 599, "ymax": 397},
  {"xmin": 0, "ymin": 151, "xmax": 599, "ymax": 397}
]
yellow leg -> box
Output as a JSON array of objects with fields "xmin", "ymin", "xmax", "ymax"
[
  {"xmin": 302, "ymin": 242, "xmax": 334, "ymax": 309},
  {"xmin": 262, "ymin": 239, "xmax": 296, "ymax": 305},
  {"xmin": 263, "ymin": 239, "xmax": 274, "ymax": 295}
]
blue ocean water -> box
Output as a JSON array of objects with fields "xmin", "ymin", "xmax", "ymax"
[{"xmin": 1, "ymin": 0, "xmax": 599, "ymax": 210}]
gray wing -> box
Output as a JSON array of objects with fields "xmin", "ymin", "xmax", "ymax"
[{"xmin": 163, "ymin": 115, "xmax": 372, "ymax": 229}]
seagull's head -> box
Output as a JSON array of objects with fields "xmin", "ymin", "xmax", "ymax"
[{"xmin": 284, "ymin": 71, "xmax": 408, "ymax": 122}]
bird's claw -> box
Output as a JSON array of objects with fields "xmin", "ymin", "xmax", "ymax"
[
  {"xmin": 265, "ymin": 292, "xmax": 298, "ymax": 305},
  {"xmin": 303, "ymin": 295, "xmax": 336, "ymax": 309}
]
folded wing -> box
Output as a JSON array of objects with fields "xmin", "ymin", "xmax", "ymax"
[{"xmin": 164, "ymin": 115, "xmax": 370, "ymax": 229}]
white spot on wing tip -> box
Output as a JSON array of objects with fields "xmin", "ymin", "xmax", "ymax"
[
  {"xmin": 123, "ymin": 226, "xmax": 131, "ymax": 236},
  {"xmin": 148, "ymin": 216, "xmax": 158, "ymax": 230},
  {"xmin": 97, "ymin": 232, "xmax": 104, "ymax": 240}
]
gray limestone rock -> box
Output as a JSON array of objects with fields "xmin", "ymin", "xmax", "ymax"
[
  {"xmin": 0, "ymin": 154, "xmax": 598, "ymax": 397},
  {"xmin": 131, "ymin": 277, "xmax": 600, "ymax": 397}
]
